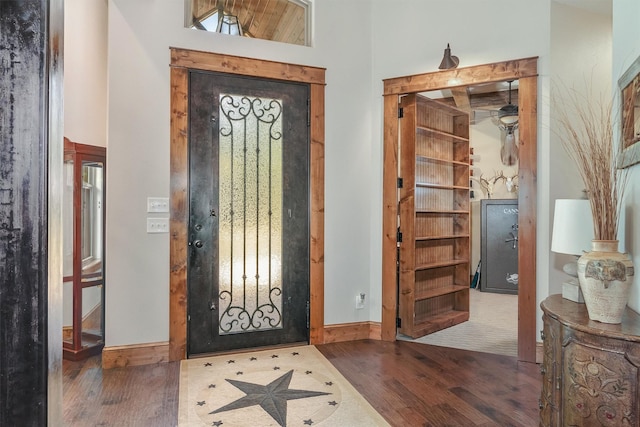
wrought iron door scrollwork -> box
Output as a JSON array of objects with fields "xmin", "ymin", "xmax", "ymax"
[
  {"xmin": 217, "ymin": 94, "xmax": 284, "ymax": 335},
  {"xmin": 218, "ymin": 287, "xmax": 282, "ymax": 333}
]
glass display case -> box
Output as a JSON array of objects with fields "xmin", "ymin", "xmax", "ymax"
[{"xmin": 63, "ymin": 138, "xmax": 106, "ymax": 360}]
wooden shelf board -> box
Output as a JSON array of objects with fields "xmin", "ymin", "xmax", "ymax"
[
  {"xmin": 416, "ymin": 96, "xmax": 470, "ymax": 117},
  {"xmin": 415, "ymin": 285, "xmax": 468, "ymax": 301},
  {"xmin": 415, "ymin": 182, "xmax": 469, "ymax": 190},
  {"xmin": 415, "ymin": 259, "xmax": 468, "ymax": 270},
  {"xmin": 416, "ymin": 155, "xmax": 469, "ymax": 166},
  {"xmin": 416, "ymin": 126, "xmax": 469, "ymax": 143},
  {"xmin": 415, "ymin": 234, "xmax": 469, "ymax": 241},
  {"xmin": 409, "ymin": 310, "xmax": 470, "ymax": 338},
  {"xmin": 416, "ymin": 209, "xmax": 469, "ymax": 215}
]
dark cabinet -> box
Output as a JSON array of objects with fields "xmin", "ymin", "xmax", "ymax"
[{"xmin": 480, "ymin": 199, "xmax": 518, "ymax": 294}]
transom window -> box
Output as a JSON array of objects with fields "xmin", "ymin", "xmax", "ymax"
[{"xmin": 187, "ymin": 0, "xmax": 311, "ymax": 46}]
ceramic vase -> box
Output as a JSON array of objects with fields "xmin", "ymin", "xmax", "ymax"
[{"xmin": 577, "ymin": 240, "xmax": 635, "ymax": 324}]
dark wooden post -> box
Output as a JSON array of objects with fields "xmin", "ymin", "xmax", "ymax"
[{"xmin": 0, "ymin": 0, "xmax": 63, "ymax": 425}]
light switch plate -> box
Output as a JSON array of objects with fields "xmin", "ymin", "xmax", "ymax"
[
  {"xmin": 147, "ymin": 197, "xmax": 169, "ymax": 213},
  {"xmin": 147, "ymin": 218, "xmax": 169, "ymax": 233}
]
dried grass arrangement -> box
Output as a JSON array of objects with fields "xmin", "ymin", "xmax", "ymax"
[{"xmin": 554, "ymin": 86, "xmax": 629, "ymax": 241}]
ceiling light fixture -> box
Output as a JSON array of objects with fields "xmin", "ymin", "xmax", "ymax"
[
  {"xmin": 216, "ymin": 0, "xmax": 243, "ymax": 36},
  {"xmin": 498, "ymin": 80, "xmax": 519, "ymax": 125}
]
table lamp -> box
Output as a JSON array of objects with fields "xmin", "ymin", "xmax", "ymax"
[{"xmin": 551, "ymin": 199, "xmax": 594, "ymax": 303}]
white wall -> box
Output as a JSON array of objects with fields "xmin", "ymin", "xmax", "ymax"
[
  {"xmin": 613, "ymin": 0, "xmax": 640, "ymax": 313},
  {"xmin": 370, "ymin": 0, "xmax": 553, "ymax": 337},
  {"xmin": 549, "ymin": 1, "xmax": 612, "ymax": 295},
  {"xmin": 64, "ymin": 0, "xmax": 108, "ymax": 146},
  {"xmin": 106, "ymin": 0, "xmax": 374, "ymax": 345},
  {"xmin": 100, "ymin": 0, "xmax": 630, "ymax": 348},
  {"xmin": 63, "ymin": 0, "xmax": 108, "ymax": 327}
]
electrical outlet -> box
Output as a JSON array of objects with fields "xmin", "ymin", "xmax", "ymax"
[
  {"xmin": 147, "ymin": 218, "xmax": 169, "ymax": 233},
  {"xmin": 147, "ymin": 197, "xmax": 169, "ymax": 213},
  {"xmin": 355, "ymin": 293, "xmax": 365, "ymax": 309}
]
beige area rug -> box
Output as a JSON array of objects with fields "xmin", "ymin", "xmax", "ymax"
[
  {"xmin": 402, "ymin": 288, "xmax": 518, "ymax": 357},
  {"xmin": 178, "ymin": 345, "xmax": 390, "ymax": 427}
]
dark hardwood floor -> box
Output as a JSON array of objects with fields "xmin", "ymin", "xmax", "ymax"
[
  {"xmin": 318, "ymin": 340, "xmax": 541, "ymax": 427},
  {"xmin": 63, "ymin": 340, "xmax": 541, "ymax": 426},
  {"xmin": 63, "ymin": 353, "xmax": 180, "ymax": 426}
]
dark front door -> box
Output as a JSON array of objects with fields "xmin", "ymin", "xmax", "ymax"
[{"xmin": 188, "ymin": 70, "xmax": 310, "ymax": 355}]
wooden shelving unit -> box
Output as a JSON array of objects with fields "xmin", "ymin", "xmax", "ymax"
[{"xmin": 398, "ymin": 94, "xmax": 471, "ymax": 338}]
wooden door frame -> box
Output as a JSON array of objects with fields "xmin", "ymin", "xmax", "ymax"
[
  {"xmin": 381, "ymin": 57, "xmax": 538, "ymax": 363},
  {"xmin": 168, "ymin": 48, "xmax": 326, "ymax": 361}
]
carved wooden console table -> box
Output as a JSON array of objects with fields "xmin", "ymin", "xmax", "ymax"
[{"xmin": 540, "ymin": 294, "xmax": 640, "ymax": 426}]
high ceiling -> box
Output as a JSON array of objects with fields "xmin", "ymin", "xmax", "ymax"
[{"xmin": 191, "ymin": 0, "xmax": 308, "ymax": 46}]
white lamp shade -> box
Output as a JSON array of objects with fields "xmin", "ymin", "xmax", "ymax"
[{"xmin": 551, "ymin": 199, "xmax": 595, "ymax": 255}]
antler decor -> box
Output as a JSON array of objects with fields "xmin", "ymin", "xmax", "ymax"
[
  {"xmin": 505, "ymin": 173, "xmax": 519, "ymax": 193},
  {"xmin": 472, "ymin": 171, "xmax": 505, "ymax": 198},
  {"xmin": 471, "ymin": 170, "xmax": 519, "ymax": 198}
]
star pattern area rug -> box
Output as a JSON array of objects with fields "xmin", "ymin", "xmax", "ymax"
[{"xmin": 178, "ymin": 345, "xmax": 390, "ymax": 427}]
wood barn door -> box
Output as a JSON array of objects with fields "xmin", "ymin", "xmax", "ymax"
[{"xmin": 188, "ymin": 71, "xmax": 310, "ymax": 355}]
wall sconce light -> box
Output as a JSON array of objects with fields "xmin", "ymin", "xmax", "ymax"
[{"xmin": 438, "ymin": 43, "xmax": 459, "ymax": 69}]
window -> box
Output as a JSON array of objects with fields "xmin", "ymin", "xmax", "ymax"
[{"xmin": 187, "ymin": 0, "xmax": 311, "ymax": 46}]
